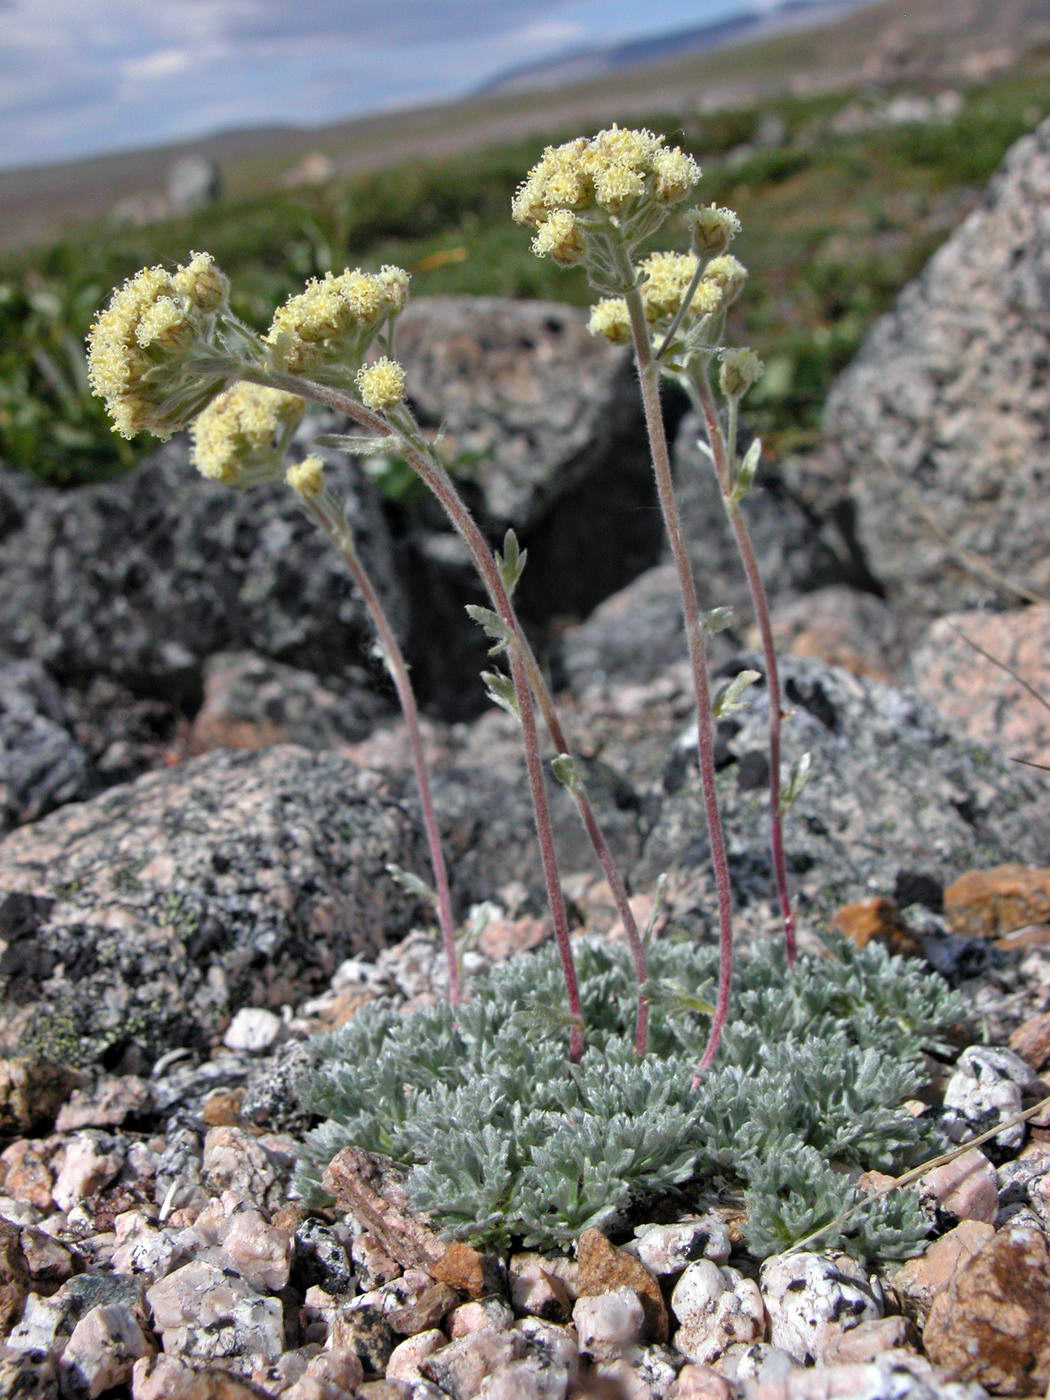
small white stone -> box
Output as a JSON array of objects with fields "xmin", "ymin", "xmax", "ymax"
[
  {"xmin": 387, "ymin": 1328, "xmax": 446, "ymax": 1383},
  {"xmin": 573, "ymin": 1287, "xmax": 645, "ymax": 1361},
  {"xmin": 760, "ymin": 1252, "xmax": 880, "ymax": 1365},
  {"xmin": 52, "ymin": 1134, "xmax": 125, "ymax": 1211},
  {"xmin": 626, "ymin": 1217, "xmax": 732, "ymax": 1275},
  {"xmin": 220, "ymin": 1206, "xmax": 293, "ymax": 1291},
  {"xmin": 670, "ymin": 1259, "xmax": 729, "ymax": 1326},
  {"xmin": 672, "ymin": 1264, "xmax": 764, "ymax": 1364},
  {"xmin": 62, "ymin": 1303, "xmax": 152, "ymax": 1397},
  {"xmin": 223, "ymin": 1006, "xmax": 284, "ymax": 1052},
  {"xmin": 514, "ymin": 1317, "xmax": 580, "ymax": 1393}
]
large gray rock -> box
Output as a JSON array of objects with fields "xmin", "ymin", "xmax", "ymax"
[
  {"xmin": 0, "ymin": 746, "xmax": 428, "ymax": 1067},
  {"xmin": 634, "ymin": 653, "xmax": 1049, "ymax": 926},
  {"xmin": 0, "ymin": 660, "xmax": 95, "ymax": 834},
  {"xmin": 0, "ymin": 447, "xmax": 402, "ymax": 705},
  {"xmin": 673, "ymin": 412, "xmax": 847, "ymax": 617},
  {"xmin": 823, "ymin": 117, "xmax": 1050, "ymax": 632},
  {"xmin": 394, "ymin": 297, "xmax": 677, "ymax": 643}
]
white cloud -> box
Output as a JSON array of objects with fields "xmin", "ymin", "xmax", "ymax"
[{"xmin": 121, "ymin": 46, "xmax": 195, "ymax": 82}]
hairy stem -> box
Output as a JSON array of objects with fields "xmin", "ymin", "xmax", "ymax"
[
  {"xmin": 690, "ymin": 371, "xmax": 796, "ymax": 966},
  {"xmin": 305, "ymin": 494, "xmax": 461, "ymax": 1005},
  {"xmin": 245, "ymin": 369, "xmax": 584, "ymax": 1059},
  {"xmin": 619, "ymin": 274, "xmax": 736, "ymax": 1077}
]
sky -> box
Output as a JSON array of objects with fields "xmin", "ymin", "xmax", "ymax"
[{"xmin": 0, "ymin": 0, "xmax": 792, "ymax": 171}]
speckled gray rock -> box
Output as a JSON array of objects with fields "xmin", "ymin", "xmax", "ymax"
[
  {"xmin": 942, "ymin": 1045, "xmax": 1037, "ymax": 1150},
  {"xmin": 559, "ymin": 563, "xmax": 740, "ymax": 694},
  {"xmin": 0, "ymin": 450, "xmax": 401, "ymax": 704},
  {"xmin": 188, "ymin": 652, "xmax": 392, "ymax": 756},
  {"xmin": 823, "ymin": 118, "xmax": 1050, "ymax": 633},
  {"xmin": 0, "ymin": 745, "xmax": 427, "ymax": 1067},
  {"xmin": 0, "ymin": 660, "xmax": 95, "ymax": 833},
  {"xmin": 636, "ymin": 653, "xmax": 1050, "ymax": 924}
]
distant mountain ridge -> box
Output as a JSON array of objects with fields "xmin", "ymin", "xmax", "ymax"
[{"xmin": 475, "ymin": 0, "xmax": 874, "ymax": 96}]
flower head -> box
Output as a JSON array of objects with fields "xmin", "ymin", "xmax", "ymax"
[
  {"xmin": 702, "ymin": 255, "xmax": 748, "ymax": 307},
  {"xmin": 266, "ymin": 266, "xmax": 410, "ymax": 382},
  {"xmin": 719, "ymin": 348, "xmax": 764, "ymax": 399},
  {"xmin": 191, "ymin": 381, "xmax": 304, "ymax": 487},
  {"xmin": 532, "ymin": 209, "xmax": 586, "ymax": 266},
  {"xmin": 172, "ymin": 252, "xmax": 229, "ymax": 312},
  {"xmin": 588, "ymin": 298, "xmax": 632, "ymax": 345},
  {"xmin": 87, "ymin": 254, "xmax": 235, "ymax": 439},
  {"xmin": 356, "ymin": 356, "xmax": 407, "ymax": 413},
  {"xmin": 689, "ymin": 205, "xmax": 741, "ymax": 258},
  {"xmin": 286, "ymin": 454, "xmax": 327, "ymax": 500}
]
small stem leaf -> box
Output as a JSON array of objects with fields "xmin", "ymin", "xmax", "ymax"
[
  {"xmin": 692, "ymin": 436, "xmax": 716, "ymax": 463},
  {"xmin": 731, "ymin": 438, "xmax": 762, "ymax": 503},
  {"xmin": 497, "ymin": 529, "xmax": 528, "ymax": 597},
  {"xmin": 314, "ymin": 433, "xmax": 394, "ymax": 456},
  {"xmin": 712, "ymin": 668, "xmax": 761, "ymax": 719},
  {"xmin": 779, "ymin": 751, "xmax": 813, "ymax": 813},
  {"xmin": 386, "ymin": 863, "xmax": 438, "ymax": 907},
  {"xmin": 643, "ymin": 873, "xmax": 668, "ymax": 946},
  {"xmin": 550, "ymin": 753, "xmax": 581, "ymax": 795},
  {"xmin": 481, "ymin": 669, "xmax": 520, "ymax": 721},
  {"xmin": 702, "ymin": 606, "xmax": 735, "ymax": 634},
  {"xmin": 465, "ymin": 604, "xmax": 513, "ymax": 655}
]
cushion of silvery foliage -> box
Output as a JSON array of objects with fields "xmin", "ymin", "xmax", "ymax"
[{"xmin": 297, "ymin": 934, "xmax": 963, "ymax": 1260}]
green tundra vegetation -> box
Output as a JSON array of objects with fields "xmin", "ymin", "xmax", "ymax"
[{"xmin": 2, "ymin": 57, "xmax": 1049, "ymax": 487}]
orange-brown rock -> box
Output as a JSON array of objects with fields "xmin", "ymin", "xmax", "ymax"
[
  {"xmin": 576, "ymin": 1227, "xmax": 668, "ymax": 1343},
  {"xmin": 828, "ymin": 897, "xmax": 922, "ymax": 957},
  {"xmin": 202, "ymin": 1089, "xmax": 245, "ymax": 1127},
  {"xmin": 923, "ymin": 1224, "xmax": 1050, "ymax": 1393},
  {"xmin": 944, "ymin": 866, "xmax": 1050, "ymax": 940},
  {"xmin": 0, "ymin": 1138, "xmax": 55, "ymax": 1209},
  {"xmin": 1009, "ymin": 1013, "xmax": 1050, "ymax": 1072},
  {"xmin": 892, "ymin": 1218, "xmax": 995, "ymax": 1320},
  {"xmin": 0, "ymin": 1058, "xmax": 80, "ymax": 1139}
]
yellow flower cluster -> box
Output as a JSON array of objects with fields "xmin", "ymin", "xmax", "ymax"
[
  {"xmin": 512, "ymin": 126, "xmax": 701, "ymax": 260},
  {"xmin": 356, "ymin": 356, "xmax": 407, "ymax": 413},
  {"xmin": 266, "ymin": 266, "xmax": 410, "ymax": 377},
  {"xmin": 588, "ymin": 250, "xmax": 735, "ymax": 345},
  {"xmin": 191, "ymin": 382, "xmax": 304, "ymax": 487},
  {"xmin": 286, "ymin": 454, "xmax": 326, "ymax": 500},
  {"xmin": 719, "ymin": 348, "xmax": 764, "ymax": 399},
  {"xmin": 86, "ymin": 253, "xmax": 232, "ymax": 439}
]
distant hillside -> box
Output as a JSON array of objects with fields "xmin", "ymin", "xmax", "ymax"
[
  {"xmin": 476, "ymin": 0, "xmax": 872, "ymax": 96},
  {"xmin": 3, "ymin": 0, "xmax": 1049, "ymax": 252}
]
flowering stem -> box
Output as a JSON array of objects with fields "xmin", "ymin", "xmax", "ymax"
[
  {"xmin": 245, "ymin": 368, "xmax": 584, "ymax": 1060},
  {"xmin": 690, "ymin": 370, "xmax": 796, "ymax": 966},
  {"xmin": 303, "ymin": 493, "xmax": 461, "ymax": 1005},
  {"xmin": 617, "ymin": 269, "xmax": 735, "ymax": 1078}
]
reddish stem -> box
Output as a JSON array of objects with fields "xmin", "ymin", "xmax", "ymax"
[
  {"xmin": 693, "ymin": 373, "xmax": 796, "ymax": 966},
  {"xmin": 620, "ymin": 287, "xmax": 736, "ymax": 1078},
  {"xmin": 248, "ymin": 373, "xmax": 585, "ymax": 1059},
  {"xmin": 316, "ymin": 506, "xmax": 462, "ymax": 1004}
]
